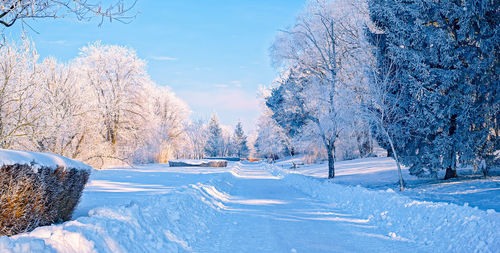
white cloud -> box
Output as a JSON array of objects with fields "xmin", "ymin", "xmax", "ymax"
[
  {"xmin": 231, "ymin": 80, "xmax": 243, "ymax": 87},
  {"xmin": 43, "ymin": 40, "xmax": 67, "ymax": 45},
  {"xmin": 150, "ymin": 56, "xmax": 178, "ymax": 61},
  {"xmin": 214, "ymin": 81, "xmax": 242, "ymax": 89},
  {"xmin": 215, "ymin": 84, "xmax": 229, "ymax": 88},
  {"xmin": 194, "ymin": 66, "xmax": 213, "ymax": 71}
]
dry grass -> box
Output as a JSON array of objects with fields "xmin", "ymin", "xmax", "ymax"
[{"xmin": 0, "ymin": 164, "xmax": 90, "ymax": 236}]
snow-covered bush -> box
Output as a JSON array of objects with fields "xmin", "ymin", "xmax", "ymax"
[{"xmin": 0, "ymin": 150, "xmax": 91, "ymax": 236}]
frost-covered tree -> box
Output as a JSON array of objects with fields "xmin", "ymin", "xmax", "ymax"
[
  {"xmin": 204, "ymin": 113, "xmax": 224, "ymax": 157},
  {"xmin": 254, "ymin": 87, "xmax": 292, "ymax": 160},
  {"xmin": 221, "ymin": 126, "xmax": 235, "ymax": 157},
  {"xmin": 361, "ymin": 60, "xmax": 408, "ymax": 190},
  {"xmin": 233, "ymin": 121, "xmax": 249, "ymax": 158},
  {"xmin": 0, "ymin": 0, "xmax": 136, "ymax": 29},
  {"xmin": 254, "ymin": 114, "xmax": 291, "ymax": 161},
  {"xmin": 183, "ymin": 120, "xmax": 208, "ymax": 159},
  {"xmin": 31, "ymin": 58, "xmax": 91, "ymax": 159},
  {"xmin": 266, "ymin": 73, "xmax": 308, "ymax": 142},
  {"xmin": 133, "ymin": 84, "xmax": 190, "ymax": 163},
  {"xmin": 0, "ymin": 39, "xmax": 39, "ymax": 149},
  {"xmin": 368, "ymin": 0, "xmax": 499, "ymax": 178},
  {"xmin": 266, "ymin": 68, "xmax": 344, "ymax": 177},
  {"xmin": 77, "ymin": 42, "xmax": 151, "ymax": 165},
  {"xmin": 270, "ymin": 0, "xmax": 371, "ymax": 178},
  {"xmin": 0, "ymin": 38, "xmax": 193, "ymax": 167}
]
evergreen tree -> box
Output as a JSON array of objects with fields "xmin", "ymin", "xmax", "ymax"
[
  {"xmin": 368, "ymin": 0, "xmax": 499, "ymax": 178},
  {"xmin": 233, "ymin": 121, "xmax": 249, "ymax": 158},
  {"xmin": 265, "ymin": 71, "xmax": 309, "ymax": 139},
  {"xmin": 204, "ymin": 113, "xmax": 223, "ymax": 157}
]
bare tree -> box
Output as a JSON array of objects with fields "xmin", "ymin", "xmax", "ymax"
[
  {"xmin": 0, "ymin": 0, "xmax": 136, "ymax": 28},
  {"xmin": 360, "ymin": 60, "xmax": 407, "ymax": 190}
]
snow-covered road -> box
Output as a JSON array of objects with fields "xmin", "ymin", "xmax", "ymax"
[{"xmin": 1, "ymin": 161, "xmax": 498, "ymax": 252}]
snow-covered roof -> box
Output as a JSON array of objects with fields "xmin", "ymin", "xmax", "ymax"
[{"xmin": 0, "ymin": 149, "xmax": 92, "ymax": 172}]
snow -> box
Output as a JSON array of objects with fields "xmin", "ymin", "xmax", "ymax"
[
  {"xmin": 277, "ymin": 173, "xmax": 500, "ymax": 252},
  {"xmin": 1, "ymin": 159, "xmax": 498, "ymax": 252},
  {"xmin": 275, "ymin": 156, "xmax": 500, "ymax": 211},
  {"xmin": 0, "ymin": 149, "xmax": 92, "ymax": 172},
  {"xmin": 274, "ymin": 156, "xmax": 417, "ymax": 187},
  {"xmin": 0, "ymin": 189, "xmax": 216, "ymax": 253},
  {"xmin": 403, "ymin": 178, "xmax": 500, "ymax": 212}
]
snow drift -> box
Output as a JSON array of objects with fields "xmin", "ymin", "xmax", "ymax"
[{"xmin": 0, "ymin": 186, "xmax": 218, "ymax": 253}]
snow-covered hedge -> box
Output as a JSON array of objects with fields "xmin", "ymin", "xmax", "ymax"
[
  {"xmin": 169, "ymin": 159, "xmax": 227, "ymax": 167},
  {"xmin": 0, "ymin": 150, "xmax": 91, "ymax": 236}
]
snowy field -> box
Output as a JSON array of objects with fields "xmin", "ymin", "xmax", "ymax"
[{"xmin": 1, "ymin": 158, "xmax": 499, "ymax": 252}]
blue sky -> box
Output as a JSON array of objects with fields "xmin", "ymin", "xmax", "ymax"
[{"xmin": 7, "ymin": 0, "xmax": 305, "ymax": 133}]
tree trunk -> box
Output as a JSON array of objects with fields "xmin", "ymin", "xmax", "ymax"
[
  {"xmin": 444, "ymin": 115, "xmax": 458, "ymax": 180},
  {"xmin": 444, "ymin": 166, "xmax": 457, "ymax": 180},
  {"xmin": 444, "ymin": 150, "xmax": 457, "ymax": 180},
  {"xmin": 387, "ymin": 147, "xmax": 393, "ymax": 158},
  {"xmin": 327, "ymin": 145, "xmax": 335, "ymax": 179},
  {"xmin": 383, "ymin": 127, "xmax": 405, "ymax": 191}
]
